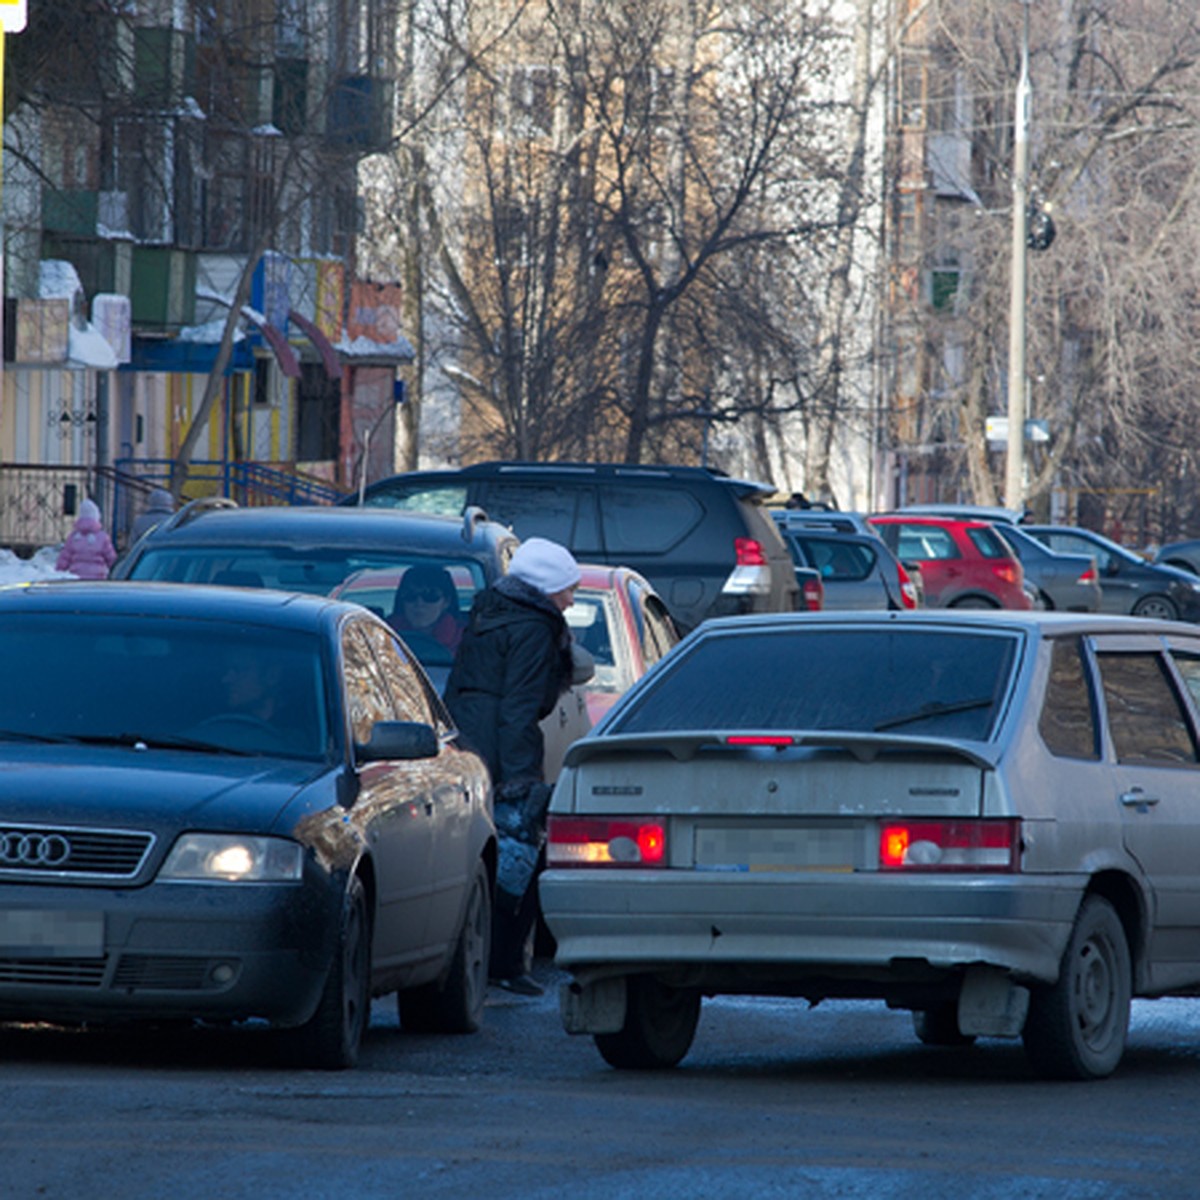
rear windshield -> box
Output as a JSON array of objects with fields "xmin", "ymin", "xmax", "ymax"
[{"xmin": 610, "ymin": 626, "xmax": 1019, "ymax": 741}]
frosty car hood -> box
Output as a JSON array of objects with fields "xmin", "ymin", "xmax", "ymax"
[{"xmin": 0, "ymin": 744, "xmax": 326, "ymax": 834}]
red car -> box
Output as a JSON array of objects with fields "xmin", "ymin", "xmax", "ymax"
[
  {"xmin": 868, "ymin": 515, "xmax": 1032, "ymax": 610},
  {"xmin": 566, "ymin": 565, "xmax": 681, "ymax": 724}
]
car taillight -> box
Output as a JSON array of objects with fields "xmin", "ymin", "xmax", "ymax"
[
  {"xmin": 735, "ymin": 537, "xmax": 767, "ymax": 566},
  {"xmin": 1078, "ymin": 566, "xmax": 1097, "ymax": 583},
  {"xmin": 802, "ymin": 576, "xmax": 824, "ymax": 611},
  {"xmin": 992, "ymin": 562, "xmax": 1019, "ymax": 585},
  {"xmin": 879, "ymin": 819, "xmax": 1020, "ymax": 872},
  {"xmin": 897, "ymin": 562, "xmax": 918, "ymax": 609},
  {"xmin": 546, "ymin": 816, "xmax": 667, "ymax": 867}
]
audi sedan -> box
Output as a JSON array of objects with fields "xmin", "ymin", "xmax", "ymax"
[
  {"xmin": 541, "ymin": 609, "xmax": 1200, "ymax": 1081},
  {"xmin": 0, "ymin": 582, "xmax": 495, "ymax": 1068}
]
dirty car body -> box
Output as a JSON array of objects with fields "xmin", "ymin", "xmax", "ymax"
[
  {"xmin": 0, "ymin": 583, "xmax": 494, "ymax": 1068},
  {"xmin": 540, "ymin": 609, "xmax": 1200, "ymax": 1080}
]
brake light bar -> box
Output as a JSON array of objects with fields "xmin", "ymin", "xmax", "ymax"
[
  {"xmin": 879, "ymin": 819, "xmax": 1020, "ymax": 872},
  {"xmin": 726, "ymin": 734, "xmax": 796, "ymax": 747},
  {"xmin": 547, "ymin": 816, "xmax": 667, "ymax": 867}
]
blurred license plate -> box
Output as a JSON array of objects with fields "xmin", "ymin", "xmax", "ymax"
[
  {"xmin": 0, "ymin": 910, "xmax": 104, "ymax": 957},
  {"xmin": 694, "ymin": 826, "xmax": 857, "ymax": 872}
]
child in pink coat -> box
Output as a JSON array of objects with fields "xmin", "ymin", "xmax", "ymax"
[{"xmin": 56, "ymin": 499, "xmax": 117, "ymax": 579}]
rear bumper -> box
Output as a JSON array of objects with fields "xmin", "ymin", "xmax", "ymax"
[{"xmin": 540, "ymin": 869, "xmax": 1082, "ymax": 994}]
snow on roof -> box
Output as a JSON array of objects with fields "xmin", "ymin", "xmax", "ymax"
[
  {"xmin": 334, "ymin": 333, "xmax": 416, "ymax": 361},
  {"xmin": 39, "ymin": 259, "xmax": 84, "ymax": 301}
]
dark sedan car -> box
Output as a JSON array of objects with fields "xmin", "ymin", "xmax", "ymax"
[
  {"xmin": 0, "ymin": 582, "xmax": 495, "ymax": 1068},
  {"xmin": 1023, "ymin": 525, "xmax": 1200, "ymax": 622}
]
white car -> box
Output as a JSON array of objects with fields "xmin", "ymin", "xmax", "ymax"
[{"xmin": 540, "ymin": 610, "xmax": 1200, "ymax": 1080}]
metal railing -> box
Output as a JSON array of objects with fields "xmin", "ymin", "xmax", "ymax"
[{"xmin": 0, "ymin": 459, "xmax": 348, "ymax": 553}]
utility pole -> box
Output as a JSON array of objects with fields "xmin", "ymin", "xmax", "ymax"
[{"xmin": 1004, "ymin": 0, "xmax": 1031, "ymax": 511}]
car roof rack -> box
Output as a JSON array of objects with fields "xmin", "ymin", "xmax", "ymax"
[
  {"xmin": 461, "ymin": 504, "xmax": 492, "ymax": 542},
  {"xmin": 159, "ymin": 495, "xmax": 239, "ymax": 534}
]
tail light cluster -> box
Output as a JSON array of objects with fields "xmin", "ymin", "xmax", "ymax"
[
  {"xmin": 879, "ymin": 819, "xmax": 1020, "ymax": 872},
  {"xmin": 801, "ymin": 575, "xmax": 824, "ymax": 611},
  {"xmin": 896, "ymin": 562, "xmax": 919, "ymax": 609},
  {"xmin": 547, "ymin": 816, "xmax": 667, "ymax": 867},
  {"xmin": 734, "ymin": 537, "xmax": 767, "ymax": 567},
  {"xmin": 547, "ymin": 816, "xmax": 1020, "ymax": 872},
  {"xmin": 991, "ymin": 562, "xmax": 1020, "ymax": 586}
]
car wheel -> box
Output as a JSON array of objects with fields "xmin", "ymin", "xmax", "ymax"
[
  {"xmin": 1022, "ymin": 895, "xmax": 1131, "ymax": 1081},
  {"xmin": 912, "ymin": 1002, "xmax": 975, "ymax": 1047},
  {"xmin": 949, "ymin": 596, "xmax": 997, "ymax": 609},
  {"xmin": 1132, "ymin": 594, "xmax": 1178, "ymax": 621},
  {"xmin": 398, "ymin": 861, "xmax": 491, "ymax": 1034},
  {"xmin": 594, "ymin": 975, "xmax": 700, "ymax": 1070},
  {"xmin": 281, "ymin": 877, "xmax": 371, "ymax": 1070}
]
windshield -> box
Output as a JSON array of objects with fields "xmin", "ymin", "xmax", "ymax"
[
  {"xmin": 610, "ymin": 626, "xmax": 1019, "ymax": 741},
  {"xmin": 128, "ymin": 548, "xmax": 487, "ymax": 670},
  {"xmin": 0, "ymin": 614, "xmax": 330, "ymax": 760}
]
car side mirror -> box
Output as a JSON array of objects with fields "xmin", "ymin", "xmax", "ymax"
[{"xmin": 356, "ymin": 720, "xmax": 439, "ymax": 763}]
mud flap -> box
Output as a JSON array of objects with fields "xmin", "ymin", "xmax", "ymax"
[
  {"xmin": 958, "ymin": 964, "xmax": 1030, "ymax": 1037},
  {"xmin": 560, "ymin": 975, "xmax": 627, "ymax": 1034}
]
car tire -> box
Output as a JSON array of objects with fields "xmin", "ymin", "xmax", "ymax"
[
  {"xmin": 398, "ymin": 861, "xmax": 491, "ymax": 1034},
  {"xmin": 594, "ymin": 975, "xmax": 701, "ymax": 1070},
  {"xmin": 949, "ymin": 596, "xmax": 997, "ymax": 609},
  {"xmin": 912, "ymin": 1003, "xmax": 975, "ymax": 1047},
  {"xmin": 281, "ymin": 876, "xmax": 371, "ymax": 1070},
  {"xmin": 1132, "ymin": 594, "xmax": 1179, "ymax": 621},
  {"xmin": 1021, "ymin": 895, "xmax": 1131, "ymax": 1081}
]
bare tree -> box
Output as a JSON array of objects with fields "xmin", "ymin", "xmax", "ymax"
[{"xmin": 894, "ymin": 0, "xmax": 1200, "ymax": 536}]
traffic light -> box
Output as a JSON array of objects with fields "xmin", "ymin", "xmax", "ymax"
[{"xmin": 1027, "ymin": 199, "xmax": 1056, "ymax": 252}]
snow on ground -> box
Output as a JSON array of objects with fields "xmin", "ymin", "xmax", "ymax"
[{"xmin": 0, "ymin": 547, "xmax": 78, "ymax": 584}]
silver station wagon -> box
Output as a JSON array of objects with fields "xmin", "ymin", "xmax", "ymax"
[{"xmin": 540, "ymin": 610, "xmax": 1200, "ymax": 1080}]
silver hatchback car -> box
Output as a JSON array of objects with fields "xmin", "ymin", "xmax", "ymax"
[{"xmin": 540, "ymin": 610, "xmax": 1200, "ymax": 1080}]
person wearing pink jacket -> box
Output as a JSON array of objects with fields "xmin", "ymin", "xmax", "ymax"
[{"xmin": 56, "ymin": 499, "xmax": 117, "ymax": 580}]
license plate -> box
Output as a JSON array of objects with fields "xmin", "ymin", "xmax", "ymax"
[
  {"xmin": 0, "ymin": 910, "xmax": 105, "ymax": 958},
  {"xmin": 694, "ymin": 826, "xmax": 858, "ymax": 872}
]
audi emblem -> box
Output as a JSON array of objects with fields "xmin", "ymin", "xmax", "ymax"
[{"xmin": 0, "ymin": 831, "xmax": 71, "ymax": 867}]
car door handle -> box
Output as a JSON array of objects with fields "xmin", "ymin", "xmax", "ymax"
[{"xmin": 1120, "ymin": 789, "xmax": 1160, "ymax": 808}]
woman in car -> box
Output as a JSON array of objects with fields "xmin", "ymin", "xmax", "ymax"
[{"xmin": 388, "ymin": 564, "xmax": 465, "ymax": 653}]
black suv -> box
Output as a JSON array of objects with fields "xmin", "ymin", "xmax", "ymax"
[{"xmin": 348, "ymin": 462, "xmax": 799, "ymax": 632}]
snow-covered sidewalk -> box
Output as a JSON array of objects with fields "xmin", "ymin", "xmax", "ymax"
[{"xmin": 0, "ymin": 547, "xmax": 79, "ymax": 584}]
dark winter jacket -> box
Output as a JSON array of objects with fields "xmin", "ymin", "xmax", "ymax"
[{"xmin": 444, "ymin": 575, "xmax": 574, "ymax": 787}]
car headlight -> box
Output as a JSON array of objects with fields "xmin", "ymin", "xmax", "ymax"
[{"xmin": 159, "ymin": 834, "xmax": 304, "ymax": 882}]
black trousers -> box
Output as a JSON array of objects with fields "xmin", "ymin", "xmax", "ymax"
[{"xmin": 490, "ymin": 869, "xmax": 539, "ymax": 979}]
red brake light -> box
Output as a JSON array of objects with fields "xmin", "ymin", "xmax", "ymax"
[
  {"xmin": 1078, "ymin": 566, "xmax": 1097, "ymax": 583},
  {"xmin": 547, "ymin": 816, "xmax": 667, "ymax": 867},
  {"xmin": 726, "ymin": 734, "xmax": 796, "ymax": 747},
  {"xmin": 896, "ymin": 562, "xmax": 918, "ymax": 609},
  {"xmin": 735, "ymin": 537, "xmax": 767, "ymax": 566},
  {"xmin": 879, "ymin": 820, "xmax": 1020, "ymax": 872},
  {"xmin": 992, "ymin": 563, "xmax": 1019, "ymax": 585},
  {"xmin": 802, "ymin": 577, "xmax": 824, "ymax": 611}
]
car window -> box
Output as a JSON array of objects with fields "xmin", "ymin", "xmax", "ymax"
[
  {"xmin": 1170, "ymin": 652, "xmax": 1200, "ymax": 714},
  {"xmin": 342, "ymin": 622, "xmax": 398, "ymax": 745},
  {"xmin": 130, "ymin": 547, "xmax": 488, "ymax": 607},
  {"xmin": 1039, "ymin": 637, "xmax": 1099, "ymax": 760},
  {"xmin": 600, "ymin": 485, "xmax": 702, "ymax": 554},
  {"xmin": 1095, "ymin": 652, "xmax": 1198, "ymax": 765},
  {"xmin": 481, "ymin": 482, "xmax": 602, "ymax": 553},
  {"xmin": 640, "ymin": 597, "xmax": 678, "ymax": 667},
  {"xmin": 362, "ymin": 483, "xmax": 468, "ymax": 515},
  {"xmin": 797, "ymin": 536, "xmax": 874, "ymax": 582},
  {"xmin": 0, "ymin": 614, "xmax": 328, "ymax": 761},
  {"xmin": 967, "ymin": 526, "xmax": 1012, "ymax": 560},
  {"xmin": 357, "ymin": 620, "xmax": 449, "ymax": 730},
  {"xmin": 612, "ymin": 627, "xmax": 1018, "ymax": 740},
  {"xmin": 1042, "ymin": 533, "xmax": 1116, "ymax": 572},
  {"xmin": 890, "ymin": 524, "xmax": 959, "ymax": 561}
]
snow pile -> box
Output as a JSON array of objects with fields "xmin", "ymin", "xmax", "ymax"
[{"xmin": 0, "ymin": 546, "xmax": 78, "ymax": 584}]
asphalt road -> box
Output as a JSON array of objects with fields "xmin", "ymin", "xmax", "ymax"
[{"xmin": 4, "ymin": 962, "xmax": 1200, "ymax": 1200}]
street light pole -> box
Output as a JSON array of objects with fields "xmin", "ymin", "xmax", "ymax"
[{"xmin": 1005, "ymin": 0, "xmax": 1031, "ymax": 511}]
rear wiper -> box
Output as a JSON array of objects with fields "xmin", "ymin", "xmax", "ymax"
[{"xmin": 874, "ymin": 697, "xmax": 994, "ymax": 732}]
